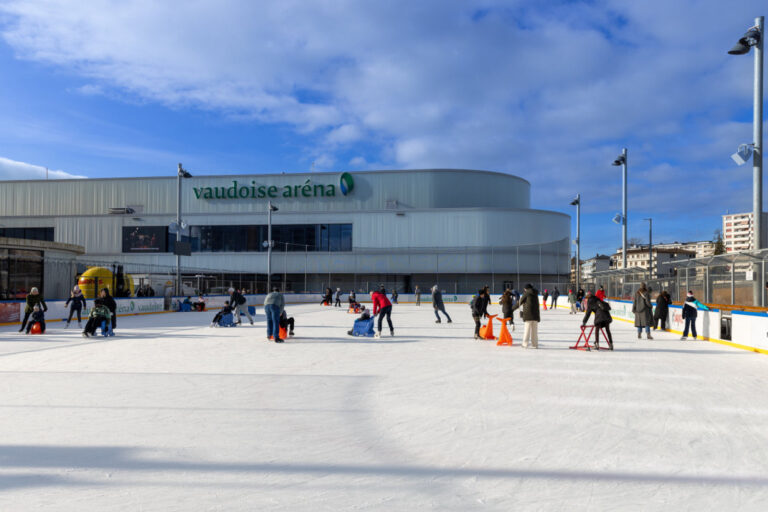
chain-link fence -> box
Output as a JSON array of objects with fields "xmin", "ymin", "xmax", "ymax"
[
  {"xmin": 591, "ymin": 248, "xmax": 768, "ymax": 307},
  {"xmin": 2, "ymin": 238, "xmax": 571, "ymax": 300}
]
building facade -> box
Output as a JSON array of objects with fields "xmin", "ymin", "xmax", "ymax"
[
  {"xmin": 722, "ymin": 212, "xmax": 768, "ymax": 253},
  {"xmin": 0, "ymin": 169, "xmax": 570, "ymax": 296},
  {"xmin": 610, "ymin": 246, "xmax": 695, "ymax": 278},
  {"xmin": 581, "ymin": 255, "xmax": 611, "ymax": 280}
]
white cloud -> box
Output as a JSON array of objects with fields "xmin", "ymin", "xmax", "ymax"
[
  {"xmin": 0, "ymin": 0, "xmax": 765, "ymax": 251},
  {"xmin": 0, "ymin": 156, "xmax": 86, "ymax": 180}
]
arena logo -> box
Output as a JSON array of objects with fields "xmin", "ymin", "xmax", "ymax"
[{"xmin": 193, "ymin": 174, "xmax": 355, "ymax": 201}]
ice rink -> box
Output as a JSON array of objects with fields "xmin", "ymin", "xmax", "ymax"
[{"xmin": 1, "ymin": 302, "xmax": 768, "ymax": 511}]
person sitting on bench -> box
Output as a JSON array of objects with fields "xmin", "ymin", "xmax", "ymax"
[
  {"xmin": 83, "ymin": 299, "xmax": 111, "ymax": 337},
  {"xmin": 279, "ymin": 310, "xmax": 295, "ymax": 336},
  {"xmin": 25, "ymin": 304, "xmax": 46, "ymax": 334},
  {"xmin": 192, "ymin": 294, "xmax": 206, "ymax": 311},
  {"xmin": 211, "ymin": 301, "xmax": 234, "ymax": 326}
]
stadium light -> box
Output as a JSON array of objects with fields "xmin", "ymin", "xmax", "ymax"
[{"xmin": 612, "ymin": 149, "xmax": 628, "ymax": 270}]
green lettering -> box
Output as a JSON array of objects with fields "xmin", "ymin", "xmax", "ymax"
[
  {"xmin": 268, "ymin": 186, "xmax": 278, "ymax": 198},
  {"xmin": 293, "ymin": 185, "xmax": 300, "ymax": 197},
  {"xmin": 238, "ymin": 186, "xmax": 250, "ymax": 198},
  {"xmin": 282, "ymin": 185, "xmax": 292, "ymax": 198},
  {"xmin": 214, "ymin": 187, "xmax": 225, "ymax": 199},
  {"xmin": 257, "ymin": 186, "xmax": 267, "ymax": 198},
  {"xmin": 193, "ymin": 187, "xmax": 202, "ymax": 199},
  {"xmin": 251, "ymin": 181, "xmax": 257, "ymax": 198},
  {"xmin": 301, "ymin": 184, "xmax": 311, "ymax": 197},
  {"xmin": 326, "ymin": 184, "xmax": 336, "ymax": 196},
  {"xmin": 203, "ymin": 187, "xmax": 213, "ymax": 199},
  {"xmin": 313, "ymin": 184, "xmax": 324, "ymax": 197},
  {"xmin": 227, "ymin": 180, "xmax": 238, "ymax": 198}
]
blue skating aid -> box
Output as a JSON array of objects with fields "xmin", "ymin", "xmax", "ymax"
[
  {"xmin": 351, "ymin": 318, "xmax": 375, "ymax": 337},
  {"xmin": 218, "ymin": 313, "xmax": 236, "ymax": 327}
]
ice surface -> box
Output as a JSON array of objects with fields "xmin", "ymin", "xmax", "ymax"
[{"xmin": 1, "ymin": 304, "xmax": 768, "ymax": 511}]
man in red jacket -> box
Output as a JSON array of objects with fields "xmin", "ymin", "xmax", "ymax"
[{"xmin": 371, "ymin": 287, "xmax": 394, "ymax": 338}]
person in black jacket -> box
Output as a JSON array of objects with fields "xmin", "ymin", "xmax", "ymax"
[
  {"xmin": 279, "ymin": 310, "xmax": 295, "ymax": 336},
  {"xmin": 229, "ymin": 287, "xmax": 253, "ymax": 325},
  {"xmin": 510, "ymin": 284, "xmax": 540, "ymax": 348},
  {"xmin": 582, "ymin": 291, "xmax": 614, "ymax": 350},
  {"xmin": 99, "ymin": 288, "xmax": 117, "ymax": 332},
  {"xmin": 321, "ymin": 288, "xmax": 332, "ymax": 306},
  {"xmin": 25, "ymin": 304, "xmax": 46, "ymax": 334},
  {"xmin": 65, "ymin": 285, "xmax": 87, "ymax": 328},
  {"xmin": 471, "ymin": 288, "xmax": 490, "ymax": 339},
  {"xmin": 210, "ymin": 301, "xmax": 234, "ymax": 327},
  {"xmin": 19, "ymin": 287, "xmax": 47, "ymax": 333},
  {"xmin": 653, "ymin": 290, "xmax": 670, "ymax": 331},
  {"xmin": 499, "ymin": 289, "xmax": 515, "ymax": 331},
  {"xmin": 431, "ymin": 285, "xmax": 452, "ymax": 323}
]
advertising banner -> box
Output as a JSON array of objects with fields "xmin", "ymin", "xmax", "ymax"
[{"xmin": 0, "ymin": 302, "xmax": 20, "ymax": 324}]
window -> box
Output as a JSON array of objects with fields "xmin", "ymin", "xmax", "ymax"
[
  {"xmin": 185, "ymin": 224, "xmax": 351, "ymax": 253},
  {"xmin": 0, "ymin": 227, "xmax": 54, "ymax": 242}
]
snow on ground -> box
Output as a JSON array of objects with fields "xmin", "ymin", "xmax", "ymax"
[{"xmin": 1, "ymin": 303, "xmax": 768, "ymax": 511}]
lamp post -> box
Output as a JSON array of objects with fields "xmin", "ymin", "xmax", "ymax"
[
  {"xmin": 729, "ymin": 16, "xmax": 764, "ymax": 305},
  {"xmin": 264, "ymin": 202, "xmax": 278, "ymax": 292},
  {"xmin": 612, "ymin": 149, "xmax": 628, "ymax": 271},
  {"xmin": 175, "ymin": 163, "xmax": 192, "ymax": 296},
  {"xmin": 570, "ymin": 194, "xmax": 581, "ymax": 293},
  {"xmin": 644, "ymin": 218, "xmax": 653, "ymax": 282}
]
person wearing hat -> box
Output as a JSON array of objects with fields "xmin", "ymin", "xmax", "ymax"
[
  {"xmin": 25, "ymin": 304, "xmax": 46, "ymax": 334},
  {"xmin": 65, "ymin": 285, "xmax": 87, "ymax": 328},
  {"xmin": 334, "ymin": 288, "xmax": 343, "ymax": 308},
  {"xmin": 19, "ymin": 287, "xmax": 47, "ymax": 333},
  {"xmin": 681, "ymin": 291, "xmax": 699, "ymax": 340},
  {"xmin": 432, "ymin": 285, "xmax": 452, "ymax": 324}
]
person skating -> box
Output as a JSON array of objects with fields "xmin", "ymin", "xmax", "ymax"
[
  {"xmin": 542, "ymin": 289, "xmax": 549, "ymax": 309},
  {"xmin": 550, "ymin": 287, "xmax": 560, "ymax": 309},
  {"xmin": 279, "ymin": 310, "xmax": 295, "ymax": 336},
  {"xmin": 321, "ymin": 288, "xmax": 332, "ymax": 306},
  {"xmin": 25, "ymin": 304, "xmax": 46, "ymax": 334},
  {"xmin": 99, "ymin": 288, "xmax": 118, "ymax": 334},
  {"xmin": 470, "ymin": 288, "xmax": 490, "ymax": 340},
  {"xmin": 414, "ymin": 286, "xmax": 421, "ymax": 306},
  {"xmin": 334, "ymin": 288, "xmax": 343, "ymax": 307},
  {"xmin": 264, "ymin": 286, "xmax": 285, "ymax": 342},
  {"xmin": 632, "ymin": 284, "xmax": 653, "ymax": 339},
  {"xmin": 19, "ymin": 287, "xmax": 47, "ymax": 333},
  {"xmin": 372, "ymin": 287, "xmax": 394, "ymax": 338},
  {"xmin": 431, "ymin": 285, "xmax": 452, "ymax": 323},
  {"xmin": 653, "ymin": 290, "xmax": 670, "ymax": 331},
  {"xmin": 567, "ymin": 289, "xmax": 577, "ymax": 314},
  {"xmin": 510, "ymin": 284, "xmax": 540, "ymax": 348},
  {"xmin": 391, "ymin": 289, "xmax": 399, "ymax": 304},
  {"xmin": 65, "ymin": 285, "xmax": 87, "ymax": 328},
  {"xmin": 681, "ymin": 291, "xmax": 700, "ymax": 340},
  {"xmin": 582, "ymin": 290, "xmax": 614, "ymax": 350},
  {"xmin": 210, "ymin": 301, "xmax": 234, "ymax": 327},
  {"xmin": 595, "ymin": 285, "xmax": 606, "ymax": 301},
  {"xmin": 499, "ymin": 289, "xmax": 515, "ymax": 331},
  {"xmin": 576, "ymin": 288, "xmax": 585, "ymax": 311},
  {"xmin": 348, "ymin": 290, "xmax": 358, "ymax": 308},
  {"xmin": 229, "ymin": 287, "xmax": 253, "ymax": 325},
  {"xmin": 82, "ymin": 299, "xmax": 111, "ymax": 337}
]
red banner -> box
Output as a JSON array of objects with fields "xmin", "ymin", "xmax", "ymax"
[{"xmin": 0, "ymin": 303, "xmax": 21, "ymax": 323}]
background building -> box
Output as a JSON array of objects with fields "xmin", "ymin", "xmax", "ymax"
[
  {"xmin": 0, "ymin": 169, "xmax": 570, "ymax": 297},
  {"xmin": 581, "ymin": 254, "xmax": 611, "ymax": 280},
  {"xmin": 610, "ymin": 246, "xmax": 695, "ymax": 279},
  {"xmin": 722, "ymin": 212, "xmax": 768, "ymax": 253}
]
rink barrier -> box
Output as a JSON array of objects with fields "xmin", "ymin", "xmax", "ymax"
[{"xmin": 0, "ymin": 296, "xmax": 169, "ymax": 326}]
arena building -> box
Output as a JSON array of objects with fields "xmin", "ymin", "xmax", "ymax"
[{"xmin": 0, "ymin": 169, "xmax": 570, "ymax": 297}]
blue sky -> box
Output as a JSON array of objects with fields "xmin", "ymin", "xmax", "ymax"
[{"xmin": 0, "ymin": 0, "xmax": 765, "ymax": 257}]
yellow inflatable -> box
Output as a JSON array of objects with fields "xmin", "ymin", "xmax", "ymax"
[{"xmin": 77, "ymin": 267, "xmax": 135, "ymax": 299}]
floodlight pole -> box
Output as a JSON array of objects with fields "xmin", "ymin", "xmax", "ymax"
[
  {"xmin": 754, "ymin": 16, "xmax": 764, "ymax": 258},
  {"xmin": 175, "ymin": 163, "xmax": 183, "ymax": 297},
  {"xmin": 644, "ymin": 218, "xmax": 652, "ymax": 281},
  {"xmin": 267, "ymin": 201, "xmax": 275, "ymax": 293},
  {"xmin": 572, "ymin": 194, "xmax": 581, "ymax": 293},
  {"xmin": 621, "ymin": 148, "xmax": 628, "ymax": 272}
]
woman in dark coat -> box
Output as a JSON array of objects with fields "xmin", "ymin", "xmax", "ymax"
[
  {"xmin": 632, "ymin": 284, "xmax": 653, "ymax": 339},
  {"xmin": 65, "ymin": 285, "xmax": 87, "ymax": 328},
  {"xmin": 499, "ymin": 289, "xmax": 515, "ymax": 330},
  {"xmin": 583, "ymin": 291, "xmax": 614, "ymax": 350},
  {"xmin": 653, "ymin": 291, "xmax": 670, "ymax": 331},
  {"xmin": 471, "ymin": 288, "xmax": 490, "ymax": 339},
  {"xmin": 99, "ymin": 288, "xmax": 117, "ymax": 332}
]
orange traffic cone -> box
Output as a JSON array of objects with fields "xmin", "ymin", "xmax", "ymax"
[
  {"xmin": 478, "ymin": 314, "xmax": 498, "ymax": 340},
  {"xmin": 496, "ymin": 317, "xmax": 513, "ymax": 346}
]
